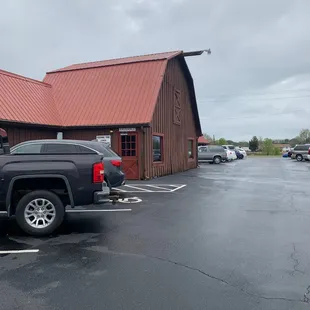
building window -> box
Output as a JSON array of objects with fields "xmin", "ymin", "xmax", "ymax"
[
  {"xmin": 188, "ymin": 139, "xmax": 194, "ymax": 158},
  {"xmin": 121, "ymin": 134, "xmax": 137, "ymax": 157},
  {"xmin": 153, "ymin": 135, "xmax": 163, "ymax": 162}
]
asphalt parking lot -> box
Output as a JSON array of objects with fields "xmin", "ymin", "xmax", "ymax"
[{"xmin": 1, "ymin": 158, "xmax": 310, "ymax": 310}]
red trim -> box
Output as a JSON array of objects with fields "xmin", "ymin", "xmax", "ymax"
[
  {"xmin": 152, "ymin": 133, "xmax": 164, "ymax": 164},
  {"xmin": 119, "ymin": 131, "xmax": 140, "ymax": 179}
]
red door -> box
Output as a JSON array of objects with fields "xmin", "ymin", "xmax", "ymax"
[{"xmin": 120, "ymin": 133, "xmax": 139, "ymax": 180}]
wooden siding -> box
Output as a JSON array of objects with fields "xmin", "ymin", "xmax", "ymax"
[
  {"xmin": 0, "ymin": 124, "xmax": 57, "ymax": 146},
  {"xmin": 63, "ymin": 129, "xmax": 119, "ymax": 151},
  {"xmin": 64, "ymin": 128, "xmax": 145, "ymax": 179},
  {"xmin": 144, "ymin": 58, "xmax": 198, "ymax": 179}
]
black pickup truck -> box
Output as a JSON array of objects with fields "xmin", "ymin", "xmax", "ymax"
[{"xmin": 0, "ymin": 138, "xmax": 111, "ymax": 236}]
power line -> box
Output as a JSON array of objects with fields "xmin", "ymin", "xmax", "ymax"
[
  {"xmin": 199, "ymin": 108, "xmax": 310, "ymax": 121},
  {"xmin": 198, "ymin": 87, "xmax": 310, "ymax": 100},
  {"xmin": 199, "ymin": 94, "xmax": 310, "ymax": 103}
]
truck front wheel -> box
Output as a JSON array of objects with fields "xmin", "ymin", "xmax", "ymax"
[{"xmin": 15, "ymin": 190, "xmax": 65, "ymax": 236}]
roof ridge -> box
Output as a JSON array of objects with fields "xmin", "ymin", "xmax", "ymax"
[
  {"xmin": 0, "ymin": 69, "xmax": 51, "ymax": 87},
  {"xmin": 47, "ymin": 50, "xmax": 182, "ymax": 73}
]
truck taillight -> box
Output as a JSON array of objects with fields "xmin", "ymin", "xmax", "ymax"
[
  {"xmin": 308, "ymin": 148, "xmax": 310, "ymax": 155},
  {"xmin": 110, "ymin": 159, "xmax": 122, "ymax": 167},
  {"xmin": 93, "ymin": 162, "xmax": 104, "ymax": 183}
]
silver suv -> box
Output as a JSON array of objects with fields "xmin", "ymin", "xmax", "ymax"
[
  {"xmin": 291, "ymin": 144, "xmax": 310, "ymax": 161},
  {"xmin": 198, "ymin": 145, "xmax": 227, "ymax": 164}
]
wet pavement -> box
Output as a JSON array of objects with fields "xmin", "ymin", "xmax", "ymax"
[{"xmin": 1, "ymin": 158, "xmax": 310, "ymax": 309}]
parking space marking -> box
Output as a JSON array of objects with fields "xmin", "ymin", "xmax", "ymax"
[
  {"xmin": 0, "ymin": 249, "xmax": 39, "ymax": 254},
  {"xmin": 170, "ymin": 185, "xmax": 187, "ymax": 192},
  {"xmin": 123, "ymin": 185, "xmax": 152, "ymax": 192},
  {"xmin": 0, "ymin": 211, "xmax": 7, "ymax": 214},
  {"xmin": 113, "ymin": 184, "xmax": 187, "ymax": 193},
  {"xmin": 66, "ymin": 209, "xmax": 132, "ymax": 213}
]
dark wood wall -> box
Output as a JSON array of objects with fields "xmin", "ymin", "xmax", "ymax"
[
  {"xmin": 63, "ymin": 129, "xmax": 119, "ymax": 150},
  {"xmin": 0, "ymin": 124, "xmax": 57, "ymax": 146},
  {"xmin": 143, "ymin": 58, "xmax": 198, "ymax": 179}
]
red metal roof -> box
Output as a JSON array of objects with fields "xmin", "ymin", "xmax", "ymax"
[
  {"xmin": 198, "ymin": 136, "xmax": 210, "ymax": 144},
  {"xmin": 49, "ymin": 51, "xmax": 182, "ymax": 73},
  {"xmin": 0, "ymin": 69, "xmax": 61, "ymax": 126},
  {"xmin": 0, "ymin": 51, "xmax": 202, "ymax": 133},
  {"xmin": 44, "ymin": 52, "xmax": 181, "ymax": 127}
]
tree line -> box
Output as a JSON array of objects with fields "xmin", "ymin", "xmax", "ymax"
[{"xmin": 203, "ymin": 128, "xmax": 310, "ymax": 155}]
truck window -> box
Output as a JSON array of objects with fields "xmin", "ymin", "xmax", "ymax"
[
  {"xmin": 13, "ymin": 143, "xmax": 43, "ymax": 154},
  {"xmin": 44, "ymin": 143, "xmax": 79, "ymax": 153}
]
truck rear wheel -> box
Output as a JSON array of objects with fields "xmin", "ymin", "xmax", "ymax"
[{"xmin": 15, "ymin": 190, "xmax": 65, "ymax": 236}]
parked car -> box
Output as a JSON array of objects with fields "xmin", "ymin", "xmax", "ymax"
[
  {"xmin": 291, "ymin": 144, "xmax": 310, "ymax": 162},
  {"xmin": 225, "ymin": 149, "xmax": 237, "ymax": 161},
  {"xmin": 235, "ymin": 147, "xmax": 247, "ymax": 159},
  {"xmin": 10, "ymin": 140, "xmax": 125, "ymax": 189},
  {"xmin": 234, "ymin": 149, "xmax": 244, "ymax": 159},
  {"xmin": 0, "ymin": 147, "xmax": 111, "ymax": 236},
  {"xmin": 198, "ymin": 145, "xmax": 227, "ymax": 164},
  {"xmin": 222, "ymin": 145, "xmax": 235, "ymax": 151}
]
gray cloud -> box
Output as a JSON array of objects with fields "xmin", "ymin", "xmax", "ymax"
[{"xmin": 1, "ymin": 0, "xmax": 310, "ymax": 140}]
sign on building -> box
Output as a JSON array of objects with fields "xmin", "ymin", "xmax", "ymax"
[
  {"xmin": 96, "ymin": 135, "xmax": 111, "ymax": 147},
  {"xmin": 119, "ymin": 128, "xmax": 136, "ymax": 132}
]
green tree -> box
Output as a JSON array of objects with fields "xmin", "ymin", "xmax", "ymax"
[
  {"xmin": 249, "ymin": 136, "xmax": 259, "ymax": 152},
  {"xmin": 262, "ymin": 138, "xmax": 281, "ymax": 155},
  {"xmin": 258, "ymin": 136, "xmax": 264, "ymax": 151},
  {"xmin": 238, "ymin": 141, "xmax": 249, "ymax": 147},
  {"xmin": 217, "ymin": 138, "xmax": 227, "ymax": 145},
  {"xmin": 298, "ymin": 129, "xmax": 310, "ymax": 143},
  {"xmin": 262, "ymin": 138, "xmax": 273, "ymax": 155}
]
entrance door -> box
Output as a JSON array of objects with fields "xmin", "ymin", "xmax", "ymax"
[{"xmin": 120, "ymin": 133, "xmax": 139, "ymax": 180}]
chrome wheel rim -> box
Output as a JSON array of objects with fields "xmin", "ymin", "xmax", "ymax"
[
  {"xmin": 24, "ymin": 198, "xmax": 56, "ymax": 229},
  {"xmin": 215, "ymin": 157, "xmax": 220, "ymax": 164}
]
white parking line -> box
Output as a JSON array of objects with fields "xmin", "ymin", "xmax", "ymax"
[
  {"xmin": 0, "ymin": 209, "xmax": 133, "ymax": 215},
  {"xmin": 123, "ymin": 185, "xmax": 152, "ymax": 192},
  {"xmin": 170, "ymin": 185, "xmax": 187, "ymax": 192},
  {"xmin": 0, "ymin": 249, "xmax": 39, "ymax": 254},
  {"xmin": 66, "ymin": 209, "xmax": 132, "ymax": 213},
  {"xmin": 113, "ymin": 184, "xmax": 187, "ymax": 193},
  {"xmin": 145, "ymin": 185, "xmax": 174, "ymax": 191}
]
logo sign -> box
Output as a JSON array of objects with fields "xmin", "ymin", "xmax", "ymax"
[
  {"xmin": 96, "ymin": 135, "xmax": 111, "ymax": 147},
  {"xmin": 119, "ymin": 128, "xmax": 136, "ymax": 132}
]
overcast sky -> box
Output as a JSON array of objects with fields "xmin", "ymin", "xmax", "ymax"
[{"xmin": 1, "ymin": 0, "xmax": 310, "ymax": 141}]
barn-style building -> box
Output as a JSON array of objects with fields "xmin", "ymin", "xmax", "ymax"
[{"xmin": 0, "ymin": 51, "xmax": 202, "ymax": 180}]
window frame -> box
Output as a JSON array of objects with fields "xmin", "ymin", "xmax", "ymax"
[
  {"xmin": 188, "ymin": 138, "xmax": 195, "ymax": 160},
  {"xmin": 11, "ymin": 143, "xmax": 44, "ymax": 154},
  {"xmin": 42, "ymin": 143, "xmax": 80, "ymax": 154},
  {"xmin": 152, "ymin": 133, "xmax": 164, "ymax": 165}
]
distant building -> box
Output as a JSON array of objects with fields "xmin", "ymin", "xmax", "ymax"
[
  {"xmin": 272, "ymin": 143, "xmax": 291, "ymax": 151},
  {"xmin": 198, "ymin": 136, "xmax": 210, "ymax": 146}
]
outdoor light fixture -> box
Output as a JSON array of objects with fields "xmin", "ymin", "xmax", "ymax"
[{"xmin": 183, "ymin": 49, "xmax": 211, "ymax": 57}]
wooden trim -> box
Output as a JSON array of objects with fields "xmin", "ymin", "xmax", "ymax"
[{"xmin": 152, "ymin": 133, "xmax": 164, "ymax": 164}]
